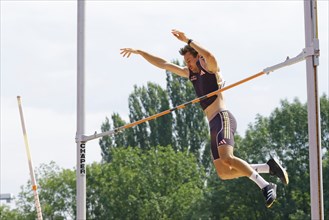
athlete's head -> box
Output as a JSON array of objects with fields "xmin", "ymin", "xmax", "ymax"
[{"xmin": 179, "ymin": 45, "xmax": 199, "ymax": 73}]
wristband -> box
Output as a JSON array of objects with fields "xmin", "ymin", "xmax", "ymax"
[{"xmin": 187, "ymin": 39, "xmax": 193, "ymax": 46}]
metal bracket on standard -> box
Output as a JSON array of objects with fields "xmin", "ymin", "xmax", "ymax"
[
  {"xmin": 83, "ymin": 129, "xmax": 117, "ymax": 142},
  {"xmin": 75, "ymin": 133, "xmax": 88, "ymax": 143},
  {"xmin": 83, "ymin": 132, "xmax": 98, "ymax": 142},
  {"xmin": 263, "ymin": 38, "xmax": 320, "ymax": 74},
  {"xmin": 311, "ymin": 38, "xmax": 320, "ymax": 66}
]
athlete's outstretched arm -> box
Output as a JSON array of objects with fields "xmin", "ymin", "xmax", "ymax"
[
  {"xmin": 120, "ymin": 48, "xmax": 188, "ymax": 78},
  {"xmin": 171, "ymin": 29, "xmax": 220, "ymax": 73}
]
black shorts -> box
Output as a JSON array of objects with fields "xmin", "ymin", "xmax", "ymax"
[{"xmin": 209, "ymin": 110, "xmax": 237, "ymax": 160}]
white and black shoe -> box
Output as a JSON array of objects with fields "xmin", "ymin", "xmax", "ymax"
[
  {"xmin": 267, "ymin": 157, "xmax": 289, "ymax": 185},
  {"xmin": 262, "ymin": 183, "xmax": 277, "ymax": 208}
]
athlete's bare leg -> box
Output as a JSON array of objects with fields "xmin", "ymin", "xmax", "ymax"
[
  {"xmin": 213, "ymin": 145, "xmax": 253, "ymax": 180},
  {"xmin": 213, "ymin": 159, "xmax": 242, "ymax": 179}
]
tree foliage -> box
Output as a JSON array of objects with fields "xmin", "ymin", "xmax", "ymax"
[
  {"xmin": 99, "ymin": 62, "xmax": 209, "ymax": 167},
  {"xmin": 0, "ymin": 205, "xmax": 24, "ymax": 220},
  {"xmin": 87, "ymin": 146, "xmax": 205, "ymax": 219},
  {"xmin": 13, "ymin": 162, "xmax": 75, "ymax": 220},
  {"xmin": 8, "ymin": 92, "xmax": 328, "ymax": 219},
  {"xmin": 127, "ymin": 83, "xmax": 173, "ymax": 149},
  {"xmin": 10, "ymin": 147, "xmax": 205, "ymax": 219}
]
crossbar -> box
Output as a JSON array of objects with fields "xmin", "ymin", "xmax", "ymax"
[{"xmin": 83, "ymin": 71, "xmax": 265, "ymax": 141}]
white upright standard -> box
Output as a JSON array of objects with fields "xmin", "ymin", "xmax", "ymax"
[
  {"xmin": 304, "ymin": 0, "xmax": 324, "ymax": 219},
  {"xmin": 76, "ymin": 0, "xmax": 86, "ymax": 219}
]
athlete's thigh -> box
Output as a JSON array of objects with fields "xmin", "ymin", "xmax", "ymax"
[{"xmin": 218, "ymin": 144, "xmax": 234, "ymax": 159}]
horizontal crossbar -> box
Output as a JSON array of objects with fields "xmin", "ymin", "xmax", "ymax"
[{"xmin": 79, "ymin": 48, "xmax": 315, "ymax": 143}]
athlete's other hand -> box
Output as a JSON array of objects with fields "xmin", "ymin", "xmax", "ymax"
[
  {"xmin": 171, "ymin": 29, "xmax": 188, "ymax": 43},
  {"xmin": 120, "ymin": 48, "xmax": 139, "ymax": 58}
]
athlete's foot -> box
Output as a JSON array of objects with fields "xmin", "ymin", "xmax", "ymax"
[
  {"xmin": 262, "ymin": 183, "xmax": 277, "ymax": 208},
  {"xmin": 267, "ymin": 157, "xmax": 289, "ymax": 185}
]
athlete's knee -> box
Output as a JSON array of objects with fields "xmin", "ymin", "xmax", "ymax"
[
  {"xmin": 217, "ymin": 145, "xmax": 235, "ymax": 166},
  {"xmin": 215, "ymin": 163, "xmax": 232, "ymax": 180}
]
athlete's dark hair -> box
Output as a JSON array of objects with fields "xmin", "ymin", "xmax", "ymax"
[{"xmin": 179, "ymin": 45, "xmax": 198, "ymax": 57}]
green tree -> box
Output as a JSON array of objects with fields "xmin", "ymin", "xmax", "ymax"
[
  {"xmin": 320, "ymin": 94, "xmax": 329, "ymax": 152},
  {"xmin": 11, "ymin": 95, "xmax": 328, "ymax": 219},
  {"xmin": 99, "ymin": 62, "xmax": 209, "ymax": 167},
  {"xmin": 99, "ymin": 116, "xmax": 113, "ymax": 162},
  {"xmin": 130, "ymin": 82, "xmax": 173, "ymax": 148},
  {"xmin": 323, "ymin": 151, "xmax": 329, "ymax": 217},
  {"xmin": 87, "ymin": 146, "xmax": 205, "ymax": 219},
  {"xmin": 13, "ymin": 147, "xmax": 206, "ymax": 219},
  {"xmin": 127, "ymin": 85, "xmax": 150, "ymax": 149},
  {"xmin": 100, "ymin": 82, "xmax": 173, "ymax": 152},
  {"xmin": 320, "ymin": 94, "xmax": 329, "ymax": 217},
  {"xmin": 99, "ymin": 113, "xmax": 134, "ymax": 162},
  {"xmin": 0, "ymin": 205, "xmax": 25, "ymax": 220},
  {"xmin": 16, "ymin": 161, "xmax": 75, "ymax": 219}
]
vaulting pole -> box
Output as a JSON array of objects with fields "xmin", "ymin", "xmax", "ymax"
[
  {"xmin": 76, "ymin": 0, "xmax": 86, "ymax": 218},
  {"xmin": 304, "ymin": 1, "xmax": 324, "ymax": 219},
  {"xmin": 17, "ymin": 96, "xmax": 43, "ymax": 220}
]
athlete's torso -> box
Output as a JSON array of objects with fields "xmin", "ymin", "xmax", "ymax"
[{"xmin": 188, "ymin": 57, "xmax": 226, "ymax": 121}]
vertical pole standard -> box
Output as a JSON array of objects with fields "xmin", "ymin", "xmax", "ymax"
[
  {"xmin": 77, "ymin": 0, "xmax": 86, "ymax": 219},
  {"xmin": 304, "ymin": 1, "xmax": 324, "ymax": 219},
  {"xmin": 17, "ymin": 96, "xmax": 43, "ymax": 220}
]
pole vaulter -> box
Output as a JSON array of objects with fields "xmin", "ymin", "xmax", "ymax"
[
  {"xmin": 17, "ymin": 96, "xmax": 43, "ymax": 220},
  {"xmin": 81, "ymin": 46, "xmax": 318, "ymax": 142}
]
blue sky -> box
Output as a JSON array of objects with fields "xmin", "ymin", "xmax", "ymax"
[{"xmin": 1, "ymin": 1, "xmax": 328, "ymax": 206}]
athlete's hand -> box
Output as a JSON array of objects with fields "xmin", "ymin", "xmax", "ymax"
[
  {"xmin": 120, "ymin": 48, "xmax": 139, "ymax": 58},
  {"xmin": 171, "ymin": 29, "xmax": 189, "ymax": 43}
]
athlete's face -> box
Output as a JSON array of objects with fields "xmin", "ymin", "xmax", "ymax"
[{"xmin": 184, "ymin": 52, "xmax": 199, "ymax": 73}]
